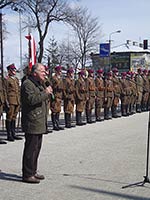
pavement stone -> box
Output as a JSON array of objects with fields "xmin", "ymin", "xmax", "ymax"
[{"xmin": 0, "ymin": 112, "xmax": 150, "ymax": 200}]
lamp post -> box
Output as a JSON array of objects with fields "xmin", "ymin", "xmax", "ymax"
[
  {"xmin": 109, "ymin": 30, "xmax": 121, "ymax": 70},
  {"xmin": 13, "ymin": 7, "xmax": 23, "ymax": 69}
]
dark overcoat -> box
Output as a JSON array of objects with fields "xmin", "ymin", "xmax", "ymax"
[{"xmin": 21, "ymin": 76, "xmax": 49, "ymax": 134}]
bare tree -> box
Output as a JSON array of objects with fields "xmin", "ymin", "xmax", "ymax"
[
  {"xmin": 0, "ymin": 0, "xmax": 16, "ymax": 9},
  {"xmin": 14, "ymin": 0, "xmax": 72, "ymax": 63},
  {"xmin": 66, "ymin": 6, "xmax": 102, "ymax": 68}
]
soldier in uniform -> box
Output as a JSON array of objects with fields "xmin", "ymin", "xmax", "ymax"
[
  {"xmin": 111, "ymin": 67, "xmax": 121, "ymax": 118},
  {"xmin": 141, "ymin": 69, "xmax": 149, "ymax": 111},
  {"xmin": 104, "ymin": 71, "xmax": 114, "ymax": 120},
  {"xmin": 0, "ymin": 78, "xmax": 7, "ymax": 144},
  {"xmin": 120, "ymin": 72, "xmax": 131, "ymax": 116},
  {"xmin": 51, "ymin": 66, "xmax": 64, "ymax": 131},
  {"xmin": 95, "ymin": 69, "xmax": 105, "ymax": 121},
  {"xmin": 63, "ymin": 68, "xmax": 75, "ymax": 128},
  {"xmin": 85, "ymin": 69, "xmax": 96, "ymax": 123},
  {"xmin": 4, "ymin": 64, "xmax": 22, "ymax": 141},
  {"xmin": 75, "ymin": 70, "xmax": 87, "ymax": 126},
  {"xmin": 147, "ymin": 70, "xmax": 150, "ymax": 110},
  {"xmin": 135, "ymin": 68, "xmax": 144, "ymax": 113},
  {"xmin": 130, "ymin": 71, "xmax": 137, "ymax": 114}
]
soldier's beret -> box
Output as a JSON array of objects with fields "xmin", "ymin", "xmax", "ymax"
[
  {"xmin": 97, "ymin": 69, "xmax": 103, "ymax": 74},
  {"xmin": 137, "ymin": 68, "xmax": 142, "ymax": 72},
  {"xmin": 107, "ymin": 71, "xmax": 113, "ymax": 76},
  {"xmin": 112, "ymin": 67, "xmax": 118, "ymax": 73},
  {"xmin": 143, "ymin": 69, "xmax": 148, "ymax": 74},
  {"xmin": 67, "ymin": 68, "xmax": 74, "ymax": 74},
  {"xmin": 7, "ymin": 63, "xmax": 16, "ymax": 71},
  {"xmin": 78, "ymin": 70, "xmax": 85, "ymax": 76},
  {"xmin": 55, "ymin": 65, "xmax": 62, "ymax": 71},
  {"xmin": 88, "ymin": 69, "xmax": 94, "ymax": 74},
  {"xmin": 121, "ymin": 72, "xmax": 127, "ymax": 76}
]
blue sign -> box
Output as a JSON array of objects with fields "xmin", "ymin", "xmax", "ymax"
[{"xmin": 100, "ymin": 43, "xmax": 110, "ymax": 57}]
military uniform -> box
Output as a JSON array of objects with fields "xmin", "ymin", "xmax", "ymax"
[
  {"xmin": 135, "ymin": 68, "xmax": 144, "ymax": 112},
  {"xmin": 75, "ymin": 70, "xmax": 87, "ymax": 125},
  {"xmin": 63, "ymin": 68, "xmax": 75, "ymax": 128},
  {"xmin": 4, "ymin": 64, "xmax": 22, "ymax": 141},
  {"xmin": 104, "ymin": 72, "xmax": 114, "ymax": 120},
  {"xmin": 0, "ymin": 78, "xmax": 7, "ymax": 144},
  {"xmin": 51, "ymin": 66, "xmax": 64, "ymax": 131},
  {"xmin": 95, "ymin": 69, "xmax": 105, "ymax": 121},
  {"xmin": 111, "ymin": 68, "xmax": 121, "ymax": 117},
  {"xmin": 120, "ymin": 72, "xmax": 131, "ymax": 116},
  {"xmin": 141, "ymin": 70, "xmax": 149, "ymax": 111},
  {"xmin": 85, "ymin": 69, "xmax": 96, "ymax": 123}
]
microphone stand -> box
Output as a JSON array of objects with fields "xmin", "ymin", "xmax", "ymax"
[{"xmin": 122, "ymin": 111, "xmax": 150, "ymax": 188}]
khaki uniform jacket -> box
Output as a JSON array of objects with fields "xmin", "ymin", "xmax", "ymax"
[
  {"xmin": 51, "ymin": 75, "xmax": 63, "ymax": 113},
  {"xmin": 75, "ymin": 77, "xmax": 87, "ymax": 112},
  {"xmin": 63, "ymin": 77, "xmax": 75, "ymax": 113},
  {"xmin": 95, "ymin": 77, "xmax": 105, "ymax": 98},
  {"xmin": 4, "ymin": 76, "xmax": 20, "ymax": 105},
  {"xmin": 21, "ymin": 76, "xmax": 49, "ymax": 134}
]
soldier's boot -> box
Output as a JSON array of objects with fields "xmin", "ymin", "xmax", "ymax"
[
  {"xmin": 0, "ymin": 139, "xmax": 7, "ymax": 144},
  {"xmin": 121, "ymin": 105, "xmax": 128, "ymax": 117},
  {"xmin": 111, "ymin": 106, "xmax": 119, "ymax": 118},
  {"xmin": 65, "ymin": 113, "xmax": 71, "ymax": 128},
  {"xmin": 69, "ymin": 113, "xmax": 76, "ymax": 128},
  {"xmin": 86, "ymin": 110, "xmax": 92, "ymax": 124},
  {"xmin": 55, "ymin": 113, "xmax": 64, "ymax": 130},
  {"xmin": 104, "ymin": 108, "xmax": 111, "ymax": 120},
  {"xmin": 11, "ymin": 120, "xmax": 22, "ymax": 140},
  {"xmin": 76, "ymin": 111, "xmax": 86, "ymax": 126},
  {"xmin": 126, "ymin": 105, "xmax": 130, "ymax": 116},
  {"xmin": 136, "ymin": 104, "xmax": 141, "ymax": 113},
  {"xmin": 95, "ymin": 109, "xmax": 104, "ymax": 122},
  {"xmin": 6, "ymin": 120, "xmax": 14, "ymax": 142},
  {"xmin": 51, "ymin": 113, "xmax": 60, "ymax": 131}
]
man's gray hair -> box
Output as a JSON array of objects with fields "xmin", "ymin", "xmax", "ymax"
[{"xmin": 31, "ymin": 63, "xmax": 43, "ymax": 74}]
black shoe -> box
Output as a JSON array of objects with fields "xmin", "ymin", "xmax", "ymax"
[
  {"xmin": 13, "ymin": 135, "xmax": 22, "ymax": 140},
  {"xmin": 53, "ymin": 127, "xmax": 60, "ymax": 131},
  {"xmin": 7, "ymin": 136, "xmax": 14, "ymax": 142},
  {"xmin": 0, "ymin": 139, "xmax": 7, "ymax": 144},
  {"xmin": 35, "ymin": 173, "xmax": 45, "ymax": 180},
  {"xmin": 23, "ymin": 176, "xmax": 40, "ymax": 184}
]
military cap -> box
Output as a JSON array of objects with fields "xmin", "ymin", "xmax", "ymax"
[
  {"xmin": 67, "ymin": 68, "xmax": 74, "ymax": 74},
  {"xmin": 88, "ymin": 69, "xmax": 94, "ymax": 74},
  {"xmin": 121, "ymin": 72, "xmax": 127, "ymax": 76},
  {"xmin": 112, "ymin": 67, "xmax": 118, "ymax": 73},
  {"xmin": 7, "ymin": 63, "xmax": 16, "ymax": 71},
  {"xmin": 78, "ymin": 70, "xmax": 85, "ymax": 76},
  {"xmin": 97, "ymin": 69, "xmax": 103, "ymax": 74},
  {"xmin": 107, "ymin": 71, "xmax": 113, "ymax": 76},
  {"xmin": 143, "ymin": 69, "xmax": 148, "ymax": 74},
  {"xmin": 137, "ymin": 67, "xmax": 142, "ymax": 72},
  {"xmin": 55, "ymin": 65, "xmax": 62, "ymax": 71}
]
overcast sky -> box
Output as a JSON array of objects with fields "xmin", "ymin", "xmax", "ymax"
[{"xmin": 2, "ymin": 0, "xmax": 150, "ymax": 69}]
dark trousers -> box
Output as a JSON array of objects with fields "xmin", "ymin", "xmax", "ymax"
[{"xmin": 22, "ymin": 133, "xmax": 43, "ymax": 178}]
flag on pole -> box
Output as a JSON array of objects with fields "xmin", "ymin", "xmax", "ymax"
[{"xmin": 25, "ymin": 34, "xmax": 36, "ymax": 69}]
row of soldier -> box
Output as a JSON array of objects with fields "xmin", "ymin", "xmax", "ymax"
[{"xmin": 0, "ymin": 63, "xmax": 149, "ymax": 144}]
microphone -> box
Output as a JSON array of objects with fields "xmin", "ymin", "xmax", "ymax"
[{"xmin": 45, "ymin": 81, "xmax": 55, "ymax": 100}]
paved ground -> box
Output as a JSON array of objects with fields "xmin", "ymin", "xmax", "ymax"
[{"xmin": 0, "ymin": 112, "xmax": 150, "ymax": 200}]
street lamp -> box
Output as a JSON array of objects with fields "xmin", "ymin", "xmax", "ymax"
[
  {"xmin": 109, "ymin": 30, "xmax": 121, "ymax": 70},
  {"xmin": 13, "ymin": 7, "xmax": 23, "ymax": 69}
]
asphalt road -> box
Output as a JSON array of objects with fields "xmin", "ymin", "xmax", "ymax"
[{"xmin": 0, "ymin": 111, "xmax": 150, "ymax": 200}]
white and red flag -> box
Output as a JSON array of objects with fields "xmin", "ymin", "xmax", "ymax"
[{"xmin": 25, "ymin": 34, "xmax": 36, "ymax": 69}]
